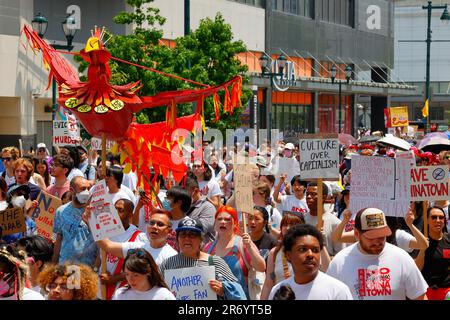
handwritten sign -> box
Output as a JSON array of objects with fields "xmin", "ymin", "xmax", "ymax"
[
  {"xmin": 234, "ymin": 164, "xmax": 254, "ymax": 214},
  {"xmin": 0, "ymin": 208, "xmax": 26, "ymax": 236},
  {"xmin": 165, "ymin": 266, "xmax": 217, "ymax": 300},
  {"xmin": 350, "ymin": 156, "xmax": 411, "ymax": 217},
  {"xmin": 90, "ymin": 138, "xmax": 115, "ymax": 151},
  {"xmin": 32, "ymin": 191, "xmax": 62, "ymax": 241},
  {"xmin": 298, "ymin": 134, "xmax": 339, "ymax": 179},
  {"xmin": 88, "ymin": 180, "xmax": 125, "ymax": 240},
  {"xmin": 396, "ymin": 150, "xmax": 416, "ymax": 167},
  {"xmin": 411, "ymin": 165, "xmax": 449, "ymax": 201},
  {"xmin": 52, "ymin": 120, "xmax": 80, "ymax": 146}
]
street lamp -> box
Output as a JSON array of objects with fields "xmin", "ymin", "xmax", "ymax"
[
  {"xmin": 32, "ymin": 13, "xmax": 77, "ymax": 121},
  {"xmin": 330, "ymin": 65, "xmax": 352, "ymax": 133},
  {"xmin": 422, "ymin": 1, "xmax": 450, "ymax": 133},
  {"xmin": 258, "ymin": 54, "xmax": 287, "ymax": 138}
]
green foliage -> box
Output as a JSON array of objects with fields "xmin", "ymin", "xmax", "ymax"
[{"xmin": 75, "ymin": 0, "xmax": 251, "ymax": 130}]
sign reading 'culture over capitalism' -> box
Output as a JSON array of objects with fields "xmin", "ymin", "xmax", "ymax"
[{"xmin": 298, "ymin": 134, "xmax": 339, "ymax": 179}]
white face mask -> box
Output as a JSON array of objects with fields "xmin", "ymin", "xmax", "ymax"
[
  {"xmin": 76, "ymin": 190, "xmax": 90, "ymax": 204},
  {"xmin": 12, "ymin": 195, "xmax": 26, "ymax": 208}
]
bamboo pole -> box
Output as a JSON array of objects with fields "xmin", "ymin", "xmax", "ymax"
[
  {"xmin": 317, "ymin": 178, "xmax": 323, "ymax": 230},
  {"xmin": 101, "ymin": 133, "xmax": 107, "ymax": 300}
]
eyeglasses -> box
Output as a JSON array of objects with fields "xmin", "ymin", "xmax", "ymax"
[
  {"xmin": 127, "ymin": 248, "xmax": 147, "ymax": 258},
  {"xmin": 430, "ymin": 215, "xmax": 445, "ymax": 221},
  {"xmin": 147, "ymin": 220, "xmax": 167, "ymax": 228},
  {"xmin": 2, "ymin": 157, "xmax": 11, "ymax": 162},
  {"xmin": 45, "ymin": 282, "xmax": 71, "ymax": 293}
]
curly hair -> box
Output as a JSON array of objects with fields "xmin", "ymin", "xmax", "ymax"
[{"xmin": 38, "ymin": 263, "xmax": 99, "ymax": 300}]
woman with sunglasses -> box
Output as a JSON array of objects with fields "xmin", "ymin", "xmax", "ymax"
[
  {"xmin": 159, "ymin": 217, "xmax": 246, "ymax": 299},
  {"xmin": 112, "ymin": 248, "xmax": 175, "ymax": 300},
  {"xmin": 415, "ymin": 206, "xmax": 450, "ymax": 300},
  {"xmin": 1, "ymin": 146, "xmax": 19, "ymax": 187},
  {"xmin": 38, "ymin": 263, "xmax": 98, "ymax": 300}
]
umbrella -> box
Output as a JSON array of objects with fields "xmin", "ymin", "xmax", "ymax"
[
  {"xmin": 339, "ymin": 133, "xmax": 358, "ymax": 146},
  {"xmin": 358, "ymin": 135, "xmax": 381, "ymax": 143},
  {"xmin": 377, "ymin": 134, "xmax": 411, "ymax": 151},
  {"xmin": 417, "ymin": 132, "xmax": 450, "ymax": 154}
]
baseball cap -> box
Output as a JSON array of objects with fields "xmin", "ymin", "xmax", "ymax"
[
  {"xmin": 176, "ymin": 217, "xmax": 203, "ymax": 234},
  {"xmin": 37, "ymin": 143, "xmax": 46, "ymax": 150},
  {"xmin": 254, "ymin": 155, "xmax": 268, "ymax": 167},
  {"xmin": 354, "ymin": 208, "xmax": 392, "ymax": 239},
  {"xmin": 285, "ymin": 143, "xmax": 295, "ymax": 150}
]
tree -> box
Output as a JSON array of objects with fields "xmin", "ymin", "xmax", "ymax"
[{"xmin": 75, "ymin": 0, "xmax": 250, "ymax": 130}]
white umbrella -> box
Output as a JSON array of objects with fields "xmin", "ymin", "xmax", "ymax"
[{"xmin": 377, "ymin": 134, "xmax": 411, "ymax": 151}]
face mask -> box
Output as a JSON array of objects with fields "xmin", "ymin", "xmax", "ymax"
[
  {"xmin": 76, "ymin": 190, "xmax": 90, "ymax": 204},
  {"xmin": 162, "ymin": 198, "xmax": 172, "ymax": 211},
  {"xmin": 11, "ymin": 196, "xmax": 26, "ymax": 208}
]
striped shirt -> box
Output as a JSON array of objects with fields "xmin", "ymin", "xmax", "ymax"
[{"xmin": 159, "ymin": 253, "xmax": 238, "ymax": 283}]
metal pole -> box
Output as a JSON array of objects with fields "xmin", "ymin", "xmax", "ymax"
[
  {"xmin": 425, "ymin": 1, "xmax": 432, "ymax": 134},
  {"xmin": 185, "ymin": 0, "xmax": 190, "ymax": 70},
  {"xmin": 338, "ymin": 82, "xmax": 342, "ymax": 133}
]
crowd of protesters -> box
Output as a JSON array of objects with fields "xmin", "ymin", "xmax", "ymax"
[{"xmin": 0, "ymin": 130, "xmax": 449, "ymax": 300}]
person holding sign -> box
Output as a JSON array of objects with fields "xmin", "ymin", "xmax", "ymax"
[
  {"xmin": 415, "ymin": 206, "xmax": 450, "ymax": 300},
  {"xmin": 159, "ymin": 217, "xmax": 245, "ymax": 300},
  {"xmin": 112, "ymin": 248, "xmax": 175, "ymax": 300},
  {"xmin": 327, "ymin": 208, "xmax": 428, "ymax": 300},
  {"xmin": 269, "ymin": 224, "xmax": 352, "ymax": 300},
  {"xmin": 204, "ymin": 206, "xmax": 266, "ymax": 299},
  {"xmin": 52, "ymin": 176, "xmax": 98, "ymax": 267},
  {"xmin": 273, "ymin": 175, "xmax": 309, "ymax": 215},
  {"xmin": 304, "ymin": 182, "xmax": 344, "ymax": 257}
]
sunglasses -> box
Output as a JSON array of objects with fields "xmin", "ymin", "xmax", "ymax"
[
  {"xmin": 126, "ymin": 248, "xmax": 153, "ymax": 265},
  {"xmin": 178, "ymin": 231, "xmax": 200, "ymax": 238},
  {"xmin": 147, "ymin": 220, "xmax": 167, "ymax": 228},
  {"xmin": 430, "ymin": 215, "xmax": 445, "ymax": 221},
  {"xmin": 2, "ymin": 158, "xmax": 11, "ymax": 161}
]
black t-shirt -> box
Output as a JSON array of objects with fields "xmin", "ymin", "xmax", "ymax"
[
  {"xmin": 253, "ymin": 232, "xmax": 277, "ymax": 260},
  {"xmin": 422, "ymin": 233, "xmax": 450, "ymax": 288}
]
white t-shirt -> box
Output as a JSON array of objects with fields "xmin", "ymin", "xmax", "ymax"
[
  {"xmin": 4, "ymin": 172, "xmax": 15, "ymax": 186},
  {"xmin": 278, "ymin": 195, "xmax": 309, "ymax": 215},
  {"xmin": 395, "ymin": 229, "xmax": 415, "ymax": 253},
  {"xmin": 112, "ymin": 286, "xmax": 175, "ymax": 300},
  {"xmin": 122, "ymin": 240, "xmax": 177, "ymax": 266},
  {"xmin": 304, "ymin": 211, "xmax": 345, "ymax": 256},
  {"xmin": 0, "ymin": 287, "xmax": 45, "ymax": 300},
  {"xmin": 327, "ymin": 242, "xmax": 429, "ymax": 300},
  {"xmin": 199, "ymin": 179, "xmax": 222, "ymax": 198},
  {"xmin": 122, "ymin": 171, "xmax": 137, "ymax": 193},
  {"xmin": 269, "ymin": 272, "xmax": 353, "ymax": 300},
  {"xmin": 67, "ymin": 167, "xmax": 84, "ymax": 182},
  {"xmin": 266, "ymin": 205, "xmax": 282, "ymax": 230},
  {"xmin": 0, "ymin": 200, "xmax": 8, "ymax": 211}
]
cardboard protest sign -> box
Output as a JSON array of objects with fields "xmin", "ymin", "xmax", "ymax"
[
  {"xmin": 165, "ymin": 266, "xmax": 217, "ymax": 300},
  {"xmin": 410, "ymin": 165, "xmax": 449, "ymax": 201},
  {"xmin": 298, "ymin": 134, "xmax": 339, "ymax": 179},
  {"xmin": 90, "ymin": 137, "xmax": 115, "ymax": 151},
  {"xmin": 88, "ymin": 180, "xmax": 125, "ymax": 240},
  {"xmin": 234, "ymin": 164, "xmax": 254, "ymax": 215},
  {"xmin": 31, "ymin": 191, "xmax": 62, "ymax": 240},
  {"xmin": 52, "ymin": 120, "xmax": 80, "ymax": 146},
  {"xmin": 350, "ymin": 156, "xmax": 411, "ymax": 217},
  {"xmin": 0, "ymin": 208, "xmax": 26, "ymax": 236},
  {"xmin": 270, "ymin": 157, "xmax": 301, "ymax": 183}
]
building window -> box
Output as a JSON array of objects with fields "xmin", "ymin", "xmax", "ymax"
[
  {"xmin": 274, "ymin": 0, "xmax": 314, "ymax": 18},
  {"xmin": 228, "ymin": 0, "xmax": 266, "ymax": 8},
  {"xmin": 319, "ymin": 0, "xmax": 354, "ymax": 26}
]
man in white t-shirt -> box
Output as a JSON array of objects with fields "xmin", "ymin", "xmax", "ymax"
[
  {"xmin": 97, "ymin": 198, "xmax": 147, "ymax": 300},
  {"xmin": 94, "ymin": 212, "xmax": 177, "ymax": 267},
  {"xmin": 274, "ymin": 175, "xmax": 309, "ymax": 215},
  {"xmin": 327, "ymin": 208, "xmax": 429, "ymax": 300},
  {"xmin": 269, "ymin": 224, "xmax": 352, "ymax": 300}
]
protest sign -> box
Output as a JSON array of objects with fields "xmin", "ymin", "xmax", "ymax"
[
  {"xmin": 270, "ymin": 157, "xmax": 300, "ymax": 183},
  {"xmin": 350, "ymin": 156, "xmax": 411, "ymax": 217},
  {"xmin": 298, "ymin": 134, "xmax": 339, "ymax": 179},
  {"xmin": 396, "ymin": 150, "xmax": 416, "ymax": 167},
  {"xmin": 32, "ymin": 191, "xmax": 62, "ymax": 240},
  {"xmin": 165, "ymin": 266, "xmax": 217, "ymax": 300},
  {"xmin": 234, "ymin": 164, "xmax": 254, "ymax": 221},
  {"xmin": 88, "ymin": 180, "xmax": 125, "ymax": 240},
  {"xmin": 410, "ymin": 165, "xmax": 449, "ymax": 201},
  {"xmin": 91, "ymin": 137, "xmax": 115, "ymax": 151},
  {"xmin": 52, "ymin": 120, "xmax": 80, "ymax": 146},
  {"xmin": 388, "ymin": 106, "xmax": 409, "ymax": 127},
  {"xmin": 0, "ymin": 208, "xmax": 26, "ymax": 236}
]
